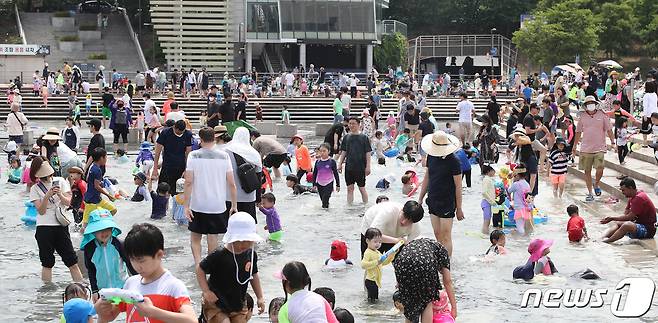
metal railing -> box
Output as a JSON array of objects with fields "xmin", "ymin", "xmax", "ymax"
[
  {"xmin": 380, "ymin": 20, "xmax": 407, "ymax": 38},
  {"xmin": 14, "ymin": 3, "xmax": 27, "ymax": 45},
  {"xmin": 408, "ymin": 34, "xmax": 518, "ymax": 78},
  {"xmin": 120, "ymin": 8, "xmax": 148, "ymax": 71}
]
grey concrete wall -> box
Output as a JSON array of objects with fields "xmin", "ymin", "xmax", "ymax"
[{"xmin": 0, "ymin": 56, "xmax": 45, "ymax": 82}]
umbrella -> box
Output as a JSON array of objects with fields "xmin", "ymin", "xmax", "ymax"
[
  {"xmin": 597, "ymin": 60, "xmax": 623, "ymax": 69},
  {"xmin": 567, "ymin": 63, "xmax": 583, "ymax": 71},
  {"xmin": 224, "ymin": 120, "xmax": 257, "ymax": 136},
  {"xmin": 553, "ymin": 65, "xmax": 577, "ymax": 74}
]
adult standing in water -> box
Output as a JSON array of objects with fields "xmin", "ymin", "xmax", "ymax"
[
  {"xmin": 224, "ymin": 127, "xmax": 262, "ymax": 221},
  {"xmin": 29, "ymin": 157, "xmax": 83, "ymax": 282},
  {"xmin": 251, "ymin": 130, "xmax": 288, "ymax": 178},
  {"xmin": 152, "ymin": 120, "xmax": 193, "ymax": 195},
  {"xmin": 338, "ymin": 117, "xmax": 372, "ymax": 204},
  {"xmin": 417, "ymin": 131, "xmax": 464, "ymax": 257}
]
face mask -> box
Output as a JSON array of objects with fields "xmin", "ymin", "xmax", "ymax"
[{"xmin": 586, "ymin": 104, "xmax": 596, "ymax": 111}]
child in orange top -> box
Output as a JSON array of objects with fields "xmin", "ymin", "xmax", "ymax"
[{"xmin": 292, "ymin": 134, "xmax": 312, "ymax": 180}]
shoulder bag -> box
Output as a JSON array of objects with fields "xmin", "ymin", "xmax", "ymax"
[{"xmin": 37, "ymin": 182, "xmax": 71, "ymax": 226}]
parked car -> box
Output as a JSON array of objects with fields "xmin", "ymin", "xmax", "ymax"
[{"xmin": 78, "ymin": 0, "xmax": 117, "ymax": 14}]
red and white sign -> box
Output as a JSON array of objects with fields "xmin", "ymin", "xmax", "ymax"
[{"xmin": 0, "ymin": 44, "xmax": 50, "ymax": 56}]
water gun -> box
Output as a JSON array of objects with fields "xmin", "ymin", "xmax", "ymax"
[
  {"xmin": 380, "ymin": 240, "xmax": 405, "ymax": 262},
  {"xmin": 99, "ymin": 288, "xmax": 144, "ymax": 305}
]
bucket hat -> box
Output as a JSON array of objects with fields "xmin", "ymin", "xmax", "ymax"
[
  {"xmin": 133, "ymin": 172, "xmax": 147, "ymax": 183},
  {"xmin": 528, "ymin": 239, "xmax": 553, "ymax": 262},
  {"xmin": 63, "ymin": 298, "xmax": 96, "ymax": 323},
  {"xmin": 223, "ymin": 212, "xmax": 263, "ymax": 244},
  {"xmin": 140, "ymin": 141, "xmax": 152, "ymax": 150},
  {"xmin": 81, "ymin": 208, "xmax": 121, "ymax": 248},
  {"xmin": 421, "ymin": 130, "xmax": 460, "ymax": 157}
]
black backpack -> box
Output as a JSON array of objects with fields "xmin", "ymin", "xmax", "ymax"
[{"xmin": 233, "ymin": 153, "xmax": 260, "ymax": 193}]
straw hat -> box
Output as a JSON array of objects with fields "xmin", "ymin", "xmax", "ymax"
[
  {"xmin": 421, "ymin": 130, "xmax": 460, "ymax": 157},
  {"xmin": 42, "ymin": 128, "xmax": 61, "ymax": 141},
  {"xmin": 583, "ymin": 95, "xmax": 599, "ymax": 105},
  {"xmin": 609, "ymin": 71, "xmax": 619, "ymax": 77},
  {"xmin": 223, "ymin": 212, "xmax": 263, "ymax": 244},
  {"xmin": 34, "ymin": 162, "xmax": 55, "ymax": 178},
  {"xmin": 68, "ymin": 166, "xmax": 84, "ymax": 175},
  {"xmin": 513, "ymin": 166, "xmax": 527, "ymax": 175},
  {"xmin": 214, "ymin": 125, "xmax": 227, "ymax": 137}
]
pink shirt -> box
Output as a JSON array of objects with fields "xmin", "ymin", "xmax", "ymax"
[{"xmin": 575, "ymin": 110, "xmax": 611, "ymax": 153}]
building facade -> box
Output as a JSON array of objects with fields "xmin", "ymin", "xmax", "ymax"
[{"xmin": 150, "ymin": 0, "xmax": 390, "ymax": 73}]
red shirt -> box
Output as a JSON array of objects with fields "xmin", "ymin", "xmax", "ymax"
[
  {"xmin": 567, "ymin": 215, "xmax": 585, "ymax": 242},
  {"xmin": 74, "ymin": 179, "xmax": 87, "ymax": 210},
  {"xmin": 627, "ymin": 191, "xmax": 657, "ymax": 237}
]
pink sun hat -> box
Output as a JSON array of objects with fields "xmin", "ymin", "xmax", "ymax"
[{"xmin": 528, "ymin": 239, "xmax": 553, "ymax": 262}]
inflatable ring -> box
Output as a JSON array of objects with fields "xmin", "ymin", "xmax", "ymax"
[{"xmin": 383, "ymin": 148, "xmax": 399, "ymax": 158}]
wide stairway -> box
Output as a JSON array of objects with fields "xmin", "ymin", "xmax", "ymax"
[{"xmin": 0, "ymin": 91, "xmax": 513, "ymax": 124}]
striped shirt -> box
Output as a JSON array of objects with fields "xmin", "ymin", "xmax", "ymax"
[
  {"xmin": 119, "ymin": 271, "xmax": 191, "ymax": 323},
  {"xmin": 548, "ymin": 150, "xmax": 570, "ymax": 175}
]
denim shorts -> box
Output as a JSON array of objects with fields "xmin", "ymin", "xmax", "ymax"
[{"xmin": 626, "ymin": 223, "xmax": 649, "ymax": 239}]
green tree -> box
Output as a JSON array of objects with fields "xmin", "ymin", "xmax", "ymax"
[
  {"xmin": 512, "ymin": 1, "xmax": 599, "ymax": 67},
  {"xmin": 374, "ymin": 33, "xmax": 407, "ymax": 70},
  {"xmin": 597, "ymin": 1, "xmax": 637, "ymax": 58},
  {"xmin": 643, "ymin": 15, "xmax": 658, "ymax": 57}
]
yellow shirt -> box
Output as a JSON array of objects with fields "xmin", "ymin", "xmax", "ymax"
[{"xmin": 361, "ymin": 248, "xmax": 394, "ymax": 287}]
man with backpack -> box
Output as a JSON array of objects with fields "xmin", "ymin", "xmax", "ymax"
[{"xmin": 184, "ymin": 127, "xmax": 238, "ymax": 266}]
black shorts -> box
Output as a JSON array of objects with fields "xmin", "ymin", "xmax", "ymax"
[
  {"xmin": 263, "ymin": 153, "xmax": 288, "ymax": 168},
  {"xmin": 641, "ymin": 117, "xmax": 652, "ymax": 134},
  {"xmin": 227, "ymin": 201, "xmax": 257, "ymax": 223},
  {"xmin": 35, "ymin": 225, "xmax": 78, "ymax": 268},
  {"xmin": 159, "ymin": 166, "xmax": 185, "ymax": 194},
  {"xmin": 345, "ymin": 169, "xmax": 366, "ymax": 187},
  {"xmin": 188, "ymin": 210, "xmax": 229, "ymax": 234},
  {"xmin": 137, "ymin": 85, "xmax": 145, "ymax": 91},
  {"xmin": 365, "ymin": 279, "xmax": 379, "ymax": 301},
  {"xmin": 427, "ymin": 198, "xmax": 456, "ymax": 218},
  {"xmin": 113, "ymin": 124, "xmax": 128, "ymax": 143}
]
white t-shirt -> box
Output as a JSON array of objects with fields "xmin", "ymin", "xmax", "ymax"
[
  {"xmin": 81, "ymin": 81, "xmax": 91, "ymax": 93},
  {"xmin": 341, "ymin": 94, "xmax": 351, "ymax": 111},
  {"xmin": 360, "ymin": 201, "xmax": 420, "ymax": 240},
  {"xmin": 287, "ymin": 289, "xmax": 332, "ymax": 323},
  {"xmin": 349, "ymin": 77, "xmax": 358, "ymax": 87},
  {"xmin": 186, "ymin": 147, "xmax": 233, "ymax": 213},
  {"xmin": 144, "ymin": 99, "xmax": 159, "ymax": 123},
  {"xmin": 643, "ymin": 93, "xmax": 658, "ymax": 118},
  {"xmin": 285, "ymin": 73, "xmax": 295, "ymax": 86},
  {"xmin": 457, "ymin": 100, "xmax": 475, "ymax": 123},
  {"xmin": 167, "ymin": 110, "xmax": 186, "ymax": 122},
  {"xmin": 29, "ymin": 177, "xmax": 71, "ymax": 226}
]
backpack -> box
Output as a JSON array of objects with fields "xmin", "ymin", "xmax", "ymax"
[{"xmin": 233, "ymin": 153, "xmax": 260, "ymax": 193}]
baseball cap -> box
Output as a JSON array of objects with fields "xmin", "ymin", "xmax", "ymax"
[{"xmin": 86, "ymin": 118, "xmax": 101, "ymax": 129}]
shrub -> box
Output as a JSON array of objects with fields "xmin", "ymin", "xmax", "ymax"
[
  {"xmin": 88, "ymin": 53, "xmax": 107, "ymax": 60},
  {"xmin": 53, "ymin": 11, "xmax": 70, "ymax": 18},
  {"xmin": 60, "ymin": 35, "xmax": 80, "ymax": 42},
  {"xmin": 79, "ymin": 24, "xmax": 97, "ymax": 31}
]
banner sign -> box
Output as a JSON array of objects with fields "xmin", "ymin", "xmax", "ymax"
[{"xmin": 0, "ymin": 44, "xmax": 50, "ymax": 56}]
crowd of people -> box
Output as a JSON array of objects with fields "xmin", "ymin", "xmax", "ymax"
[{"xmin": 4, "ymin": 59, "xmax": 658, "ymax": 323}]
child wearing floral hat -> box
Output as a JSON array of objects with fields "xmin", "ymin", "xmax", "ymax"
[{"xmin": 81, "ymin": 208, "xmax": 136, "ymax": 296}]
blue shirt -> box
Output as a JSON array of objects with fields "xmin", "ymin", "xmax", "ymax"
[
  {"xmin": 150, "ymin": 191, "xmax": 169, "ymax": 219},
  {"xmin": 523, "ymin": 87, "xmax": 533, "ymax": 99},
  {"xmin": 454, "ymin": 149, "xmax": 471, "ymax": 171},
  {"xmin": 84, "ymin": 164, "xmax": 103, "ymax": 204}
]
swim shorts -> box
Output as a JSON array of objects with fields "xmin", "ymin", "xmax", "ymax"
[
  {"xmin": 102, "ymin": 106, "xmax": 111, "ymax": 118},
  {"xmin": 345, "ymin": 169, "xmax": 366, "ymax": 187},
  {"xmin": 550, "ymin": 174, "xmax": 566, "ymax": 184},
  {"xmin": 626, "ymin": 223, "xmax": 649, "ymax": 239},
  {"xmin": 188, "ymin": 210, "xmax": 229, "ymax": 234}
]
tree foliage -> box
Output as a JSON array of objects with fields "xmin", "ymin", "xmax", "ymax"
[
  {"xmin": 597, "ymin": 1, "xmax": 637, "ymax": 57},
  {"xmin": 374, "ymin": 33, "xmax": 407, "ymax": 70},
  {"xmin": 512, "ymin": 0, "xmax": 599, "ymax": 66}
]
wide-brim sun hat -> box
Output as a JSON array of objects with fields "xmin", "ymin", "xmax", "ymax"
[
  {"xmin": 81, "ymin": 208, "xmax": 121, "ymax": 248},
  {"xmin": 528, "ymin": 239, "xmax": 553, "ymax": 262},
  {"xmin": 140, "ymin": 141, "xmax": 152, "ymax": 150},
  {"xmin": 34, "ymin": 162, "xmax": 55, "ymax": 178},
  {"xmin": 214, "ymin": 125, "xmax": 228, "ymax": 137},
  {"xmin": 42, "ymin": 127, "xmax": 61, "ymax": 141},
  {"xmin": 583, "ymin": 95, "xmax": 599, "ymax": 105},
  {"xmin": 291, "ymin": 134, "xmax": 304, "ymax": 142},
  {"xmin": 421, "ymin": 130, "xmax": 460, "ymax": 157},
  {"xmin": 133, "ymin": 172, "xmax": 147, "ymax": 183},
  {"xmin": 223, "ymin": 211, "xmax": 264, "ymax": 244},
  {"xmin": 508, "ymin": 126, "xmax": 527, "ymax": 138}
]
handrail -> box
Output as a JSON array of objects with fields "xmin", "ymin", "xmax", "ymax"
[
  {"xmin": 262, "ymin": 47, "xmax": 273, "ymax": 74},
  {"xmin": 120, "ymin": 8, "xmax": 148, "ymax": 71},
  {"xmin": 14, "ymin": 4, "xmax": 27, "ymax": 45}
]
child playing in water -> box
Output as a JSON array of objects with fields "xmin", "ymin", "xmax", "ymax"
[
  {"xmin": 445, "ymin": 122, "xmax": 455, "ymax": 136},
  {"xmin": 115, "ymin": 149, "xmax": 129, "ymax": 164},
  {"xmin": 268, "ymin": 297, "xmax": 285, "ymax": 323},
  {"xmin": 60, "ymin": 283, "xmax": 92, "ymax": 322},
  {"xmin": 397, "ymin": 146, "xmax": 416, "ymax": 163},
  {"xmin": 324, "ymin": 240, "xmax": 353, "ymax": 269},
  {"xmin": 93, "ymin": 223, "xmax": 196, "ymax": 322},
  {"xmin": 172, "ymin": 178, "xmax": 187, "ymax": 225},
  {"xmin": 373, "ymin": 130, "xmax": 387, "ymax": 165},
  {"xmin": 81, "ymin": 208, "xmax": 136, "ymax": 295},
  {"xmin": 395, "ymin": 129, "xmax": 411, "ymax": 152},
  {"xmin": 530, "ymin": 239, "xmax": 557, "ymax": 276},
  {"xmin": 147, "ymin": 180, "xmax": 170, "ymax": 219},
  {"xmin": 292, "ymin": 135, "xmax": 312, "ymax": 180},
  {"xmin": 361, "ymin": 228, "xmax": 396, "ymax": 303},
  {"xmin": 375, "ymin": 195, "xmax": 389, "ymax": 204},
  {"xmin": 548, "ymin": 137, "xmax": 570, "ymax": 198},
  {"xmin": 508, "ymin": 164, "xmax": 532, "ymax": 235},
  {"xmin": 196, "ymin": 212, "xmax": 265, "ymax": 323},
  {"xmin": 276, "ymin": 261, "xmax": 337, "ymax": 322},
  {"xmin": 136, "ymin": 141, "xmax": 154, "ymax": 176},
  {"xmin": 7, "ymin": 156, "xmax": 22, "ymax": 184},
  {"xmin": 130, "ymin": 172, "xmax": 149, "ymax": 202},
  {"xmin": 63, "ymin": 298, "xmax": 96, "ymax": 323},
  {"xmin": 259, "ymin": 192, "xmax": 283, "ymax": 241},
  {"xmin": 135, "ymin": 111, "xmax": 145, "ymax": 143},
  {"xmin": 567, "ymin": 204, "xmax": 588, "ymax": 242},
  {"xmin": 286, "ymin": 174, "xmax": 314, "ymax": 195},
  {"xmin": 314, "ymin": 287, "xmax": 336, "ymax": 310},
  {"xmin": 376, "ymin": 174, "xmax": 396, "ymax": 191},
  {"xmin": 481, "ymin": 164, "xmax": 497, "ymax": 234},
  {"xmin": 312, "ymin": 143, "xmax": 340, "ymax": 209},
  {"xmin": 485, "ymin": 229, "xmax": 506, "ymax": 255},
  {"xmin": 616, "ymin": 117, "xmax": 632, "ymax": 165}
]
